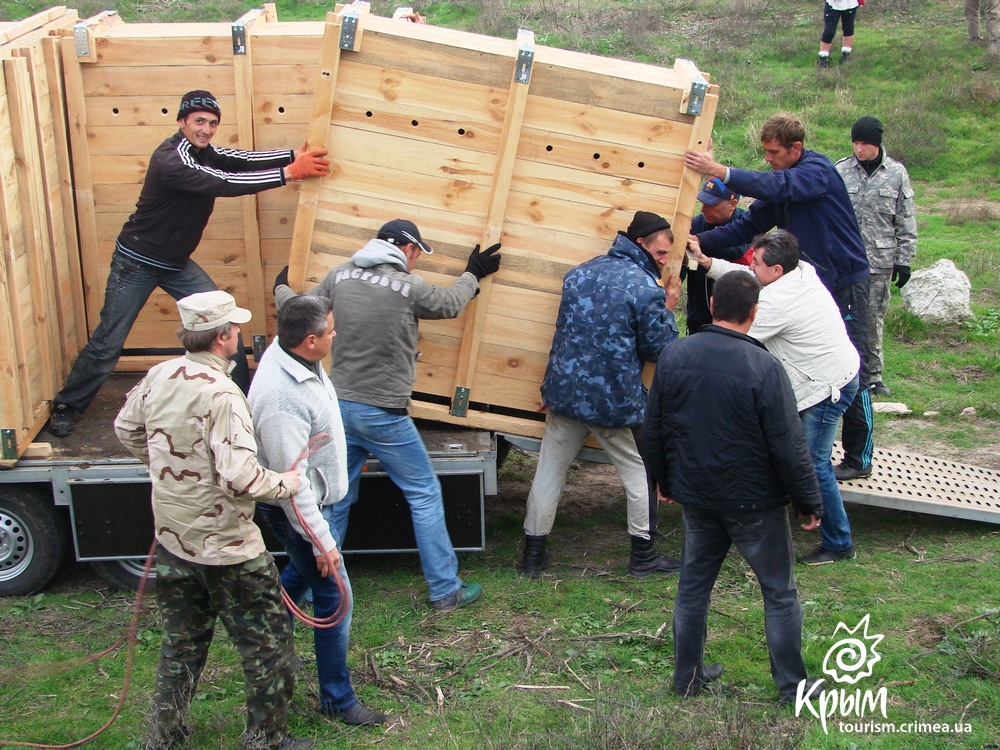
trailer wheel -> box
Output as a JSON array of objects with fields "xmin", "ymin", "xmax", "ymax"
[
  {"xmin": 0, "ymin": 487, "xmax": 69, "ymax": 597},
  {"xmin": 92, "ymin": 559, "xmax": 156, "ymax": 593}
]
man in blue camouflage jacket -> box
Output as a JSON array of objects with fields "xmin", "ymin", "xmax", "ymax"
[{"xmin": 520, "ymin": 212, "xmax": 681, "ymax": 579}]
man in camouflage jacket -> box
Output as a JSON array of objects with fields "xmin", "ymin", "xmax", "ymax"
[
  {"xmin": 521, "ymin": 212, "xmax": 681, "ymax": 580},
  {"xmin": 836, "ymin": 116, "xmax": 917, "ymax": 399},
  {"xmin": 115, "ymin": 291, "xmax": 311, "ymax": 750}
]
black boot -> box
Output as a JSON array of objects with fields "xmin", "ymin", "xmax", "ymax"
[
  {"xmin": 521, "ymin": 534, "xmax": 550, "ymax": 578},
  {"xmin": 629, "ymin": 535, "xmax": 680, "ymax": 579}
]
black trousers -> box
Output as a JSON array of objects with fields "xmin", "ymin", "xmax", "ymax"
[
  {"xmin": 673, "ymin": 505, "xmax": 808, "ymax": 701},
  {"xmin": 833, "ymin": 279, "xmax": 875, "ymax": 469},
  {"xmin": 821, "ymin": 4, "xmax": 857, "ymax": 43}
]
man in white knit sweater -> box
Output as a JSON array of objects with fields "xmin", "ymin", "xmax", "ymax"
[
  {"xmin": 248, "ymin": 295, "xmax": 387, "ymax": 726},
  {"xmin": 687, "ymin": 229, "xmax": 861, "ymax": 566}
]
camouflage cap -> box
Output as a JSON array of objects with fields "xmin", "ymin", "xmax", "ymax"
[{"xmin": 177, "ymin": 290, "xmax": 252, "ymax": 331}]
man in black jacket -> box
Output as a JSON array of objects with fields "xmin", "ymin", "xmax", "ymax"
[
  {"xmin": 48, "ymin": 90, "xmax": 330, "ymax": 437},
  {"xmin": 642, "ymin": 271, "xmax": 823, "ymax": 705}
]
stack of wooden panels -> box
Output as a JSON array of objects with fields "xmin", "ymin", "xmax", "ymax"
[
  {"xmin": 0, "ymin": 7, "xmax": 86, "ymax": 464},
  {"xmin": 52, "ymin": 4, "xmax": 716, "ymax": 445},
  {"xmin": 288, "ymin": 5, "xmax": 718, "ymax": 438}
]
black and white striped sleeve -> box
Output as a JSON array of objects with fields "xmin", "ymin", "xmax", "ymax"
[{"xmin": 160, "ymin": 140, "xmax": 290, "ymax": 197}]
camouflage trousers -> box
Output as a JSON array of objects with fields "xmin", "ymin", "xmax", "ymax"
[
  {"xmin": 867, "ymin": 271, "xmax": 892, "ymax": 383},
  {"xmin": 150, "ymin": 544, "xmax": 295, "ymax": 749}
]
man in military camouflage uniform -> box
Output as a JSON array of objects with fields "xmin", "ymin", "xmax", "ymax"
[
  {"xmin": 520, "ymin": 211, "xmax": 681, "ymax": 579},
  {"xmin": 835, "ymin": 116, "xmax": 917, "ymax": 406},
  {"xmin": 115, "ymin": 290, "xmax": 312, "ymax": 750}
]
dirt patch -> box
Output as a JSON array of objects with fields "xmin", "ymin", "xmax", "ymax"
[
  {"xmin": 938, "ymin": 199, "xmax": 1000, "ymax": 224},
  {"xmin": 883, "ymin": 441, "xmax": 1000, "ymax": 470},
  {"xmin": 905, "ymin": 614, "xmax": 947, "ymax": 649}
]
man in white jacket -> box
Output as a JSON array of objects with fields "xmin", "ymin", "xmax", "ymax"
[
  {"xmin": 248, "ymin": 295, "xmax": 387, "ymax": 725},
  {"xmin": 687, "ymin": 229, "xmax": 860, "ymax": 565}
]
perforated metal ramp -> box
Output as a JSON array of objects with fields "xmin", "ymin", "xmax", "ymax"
[{"xmin": 832, "ymin": 444, "xmax": 1000, "ymax": 524}]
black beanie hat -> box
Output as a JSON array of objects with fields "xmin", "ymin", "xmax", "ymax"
[
  {"xmin": 625, "ymin": 211, "xmax": 671, "ymax": 243},
  {"xmin": 177, "ymin": 90, "xmax": 221, "ymax": 122},
  {"xmin": 851, "ymin": 116, "xmax": 883, "ymax": 147}
]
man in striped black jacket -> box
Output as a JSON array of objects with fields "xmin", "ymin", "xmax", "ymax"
[{"xmin": 48, "ymin": 90, "xmax": 330, "ymax": 437}]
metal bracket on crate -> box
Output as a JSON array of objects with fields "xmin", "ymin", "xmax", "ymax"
[
  {"xmin": 1, "ymin": 429, "xmax": 16, "ymax": 461},
  {"xmin": 339, "ymin": 10, "xmax": 360, "ymax": 50},
  {"xmin": 72, "ymin": 22, "xmax": 91, "ymax": 58},
  {"xmin": 677, "ymin": 58, "xmax": 708, "ymax": 116},
  {"xmin": 252, "ymin": 335, "xmax": 266, "ymax": 361},
  {"xmin": 451, "ymin": 386, "xmax": 471, "ymax": 418},
  {"xmin": 232, "ymin": 21, "xmax": 248, "ymax": 55},
  {"xmin": 514, "ymin": 28, "xmax": 534, "ymax": 84}
]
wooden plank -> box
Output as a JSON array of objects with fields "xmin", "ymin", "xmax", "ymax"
[
  {"xmin": 92, "ymin": 35, "xmax": 235, "ymax": 66},
  {"xmin": 84, "ymin": 124, "xmax": 242, "ymax": 156},
  {"xmin": 0, "ymin": 83, "xmax": 34, "ymax": 432},
  {"xmin": 80, "ymin": 65, "xmax": 237, "ymax": 97},
  {"xmin": 4, "ymin": 57, "xmax": 59, "ymax": 401},
  {"xmin": 451, "ymin": 29, "xmax": 533, "ymax": 415},
  {"xmin": 85, "ymin": 94, "xmax": 237, "ymax": 127},
  {"xmin": 19, "ymin": 44, "xmax": 74, "ymax": 375},
  {"xmin": 288, "ymin": 12, "xmax": 346, "ymax": 292},
  {"xmin": 62, "ymin": 36, "xmax": 102, "ymax": 335},
  {"xmin": 410, "ymin": 399, "xmax": 546, "ymax": 439},
  {"xmin": 509, "ymin": 158, "xmax": 679, "ymax": 212},
  {"xmin": 665, "ymin": 91, "xmax": 718, "ymax": 282},
  {"xmin": 233, "ymin": 8, "xmax": 269, "ymax": 344},
  {"xmin": 0, "ymin": 7, "xmax": 67, "ymax": 46}
]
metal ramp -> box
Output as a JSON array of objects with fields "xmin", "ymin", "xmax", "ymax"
[{"xmin": 833, "ymin": 445, "xmax": 1000, "ymax": 525}]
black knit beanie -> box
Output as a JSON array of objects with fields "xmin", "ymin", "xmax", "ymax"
[
  {"xmin": 177, "ymin": 90, "xmax": 221, "ymax": 121},
  {"xmin": 851, "ymin": 116, "xmax": 883, "ymax": 147},
  {"xmin": 625, "ymin": 211, "xmax": 671, "ymax": 243}
]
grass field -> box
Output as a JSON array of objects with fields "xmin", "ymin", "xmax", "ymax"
[{"xmin": 1, "ymin": 0, "xmax": 999, "ymax": 748}]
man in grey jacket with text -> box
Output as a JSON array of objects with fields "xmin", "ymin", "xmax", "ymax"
[{"xmin": 275, "ymin": 220, "xmax": 500, "ymax": 611}]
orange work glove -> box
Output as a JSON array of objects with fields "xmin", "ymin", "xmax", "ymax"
[{"xmin": 288, "ymin": 146, "xmax": 330, "ymax": 181}]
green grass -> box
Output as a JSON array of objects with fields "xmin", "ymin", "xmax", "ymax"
[{"xmin": 1, "ymin": 0, "xmax": 999, "ymax": 747}]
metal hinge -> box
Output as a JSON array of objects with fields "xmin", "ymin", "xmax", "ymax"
[
  {"xmin": 514, "ymin": 28, "xmax": 534, "ymax": 84},
  {"xmin": 232, "ymin": 21, "xmax": 247, "ymax": 55},
  {"xmin": 451, "ymin": 386, "xmax": 471, "ymax": 418},
  {"xmin": 677, "ymin": 58, "xmax": 708, "ymax": 116}
]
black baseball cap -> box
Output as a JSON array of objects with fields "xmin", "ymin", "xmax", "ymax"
[{"xmin": 377, "ymin": 219, "xmax": 433, "ymax": 254}]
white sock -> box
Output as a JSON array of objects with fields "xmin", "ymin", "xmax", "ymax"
[
  {"xmin": 819, "ymin": 51, "xmax": 830, "ymax": 57},
  {"xmin": 842, "ymin": 46, "xmax": 852, "ymax": 53}
]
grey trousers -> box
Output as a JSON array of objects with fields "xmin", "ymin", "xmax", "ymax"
[
  {"xmin": 867, "ymin": 271, "xmax": 892, "ymax": 383},
  {"xmin": 524, "ymin": 410, "xmax": 654, "ymax": 539},
  {"xmin": 966, "ymin": 0, "xmax": 1000, "ymax": 44}
]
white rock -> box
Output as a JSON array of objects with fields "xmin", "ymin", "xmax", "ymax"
[
  {"xmin": 873, "ymin": 402, "xmax": 911, "ymax": 414},
  {"xmin": 960, "ymin": 406, "xmax": 977, "ymax": 418},
  {"xmin": 922, "ymin": 410, "xmax": 940, "ymax": 417},
  {"xmin": 900, "ymin": 259, "xmax": 972, "ymax": 323}
]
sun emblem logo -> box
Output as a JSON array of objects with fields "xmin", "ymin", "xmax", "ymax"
[{"xmin": 821, "ymin": 613, "xmax": 884, "ymax": 685}]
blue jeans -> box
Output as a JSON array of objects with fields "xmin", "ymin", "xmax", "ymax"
[
  {"xmin": 799, "ymin": 375, "xmax": 859, "ymax": 552},
  {"xmin": 333, "ymin": 400, "xmax": 462, "ymax": 602},
  {"xmin": 56, "ymin": 248, "xmax": 249, "ymax": 413},
  {"xmin": 674, "ymin": 506, "xmax": 807, "ymax": 702},
  {"xmin": 257, "ymin": 503, "xmax": 357, "ymax": 712}
]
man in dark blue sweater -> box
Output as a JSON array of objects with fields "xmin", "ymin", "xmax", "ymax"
[{"xmin": 683, "ymin": 113, "xmax": 875, "ymax": 481}]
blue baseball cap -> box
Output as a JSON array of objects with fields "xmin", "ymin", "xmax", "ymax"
[{"xmin": 697, "ymin": 177, "xmax": 740, "ymax": 206}]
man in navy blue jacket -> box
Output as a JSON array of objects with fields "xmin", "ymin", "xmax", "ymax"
[
  {"xmin": 521, "ymin": 212, "xmax": 681, "ymax": 579},
  {"xmin": 683, "ymin": 113, "xmax": 875, "ymax": 481}
]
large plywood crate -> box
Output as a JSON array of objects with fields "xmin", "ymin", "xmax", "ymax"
[
  {"xmin": 286, "ymin": 5, "xmax": 719, "ymax": 438},
  {"xmin": 0, "ymin": 7, "xmax": 87, "ymax": 464},
  {"xmin": 8, "ymin": 4, "xmax": 716, "ymax": 460}
]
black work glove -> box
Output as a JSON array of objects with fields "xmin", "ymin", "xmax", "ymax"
[
  {"xmin": 465, "ymin": 243, "xmax": 502, "ymax": 280},
  {"xmin": 274, "ymin": 265, "xmax": 289, "ymax": 294},
  {"xmin": 891, "ymin": 264, "xmax": 911, "ymax": 289}
]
